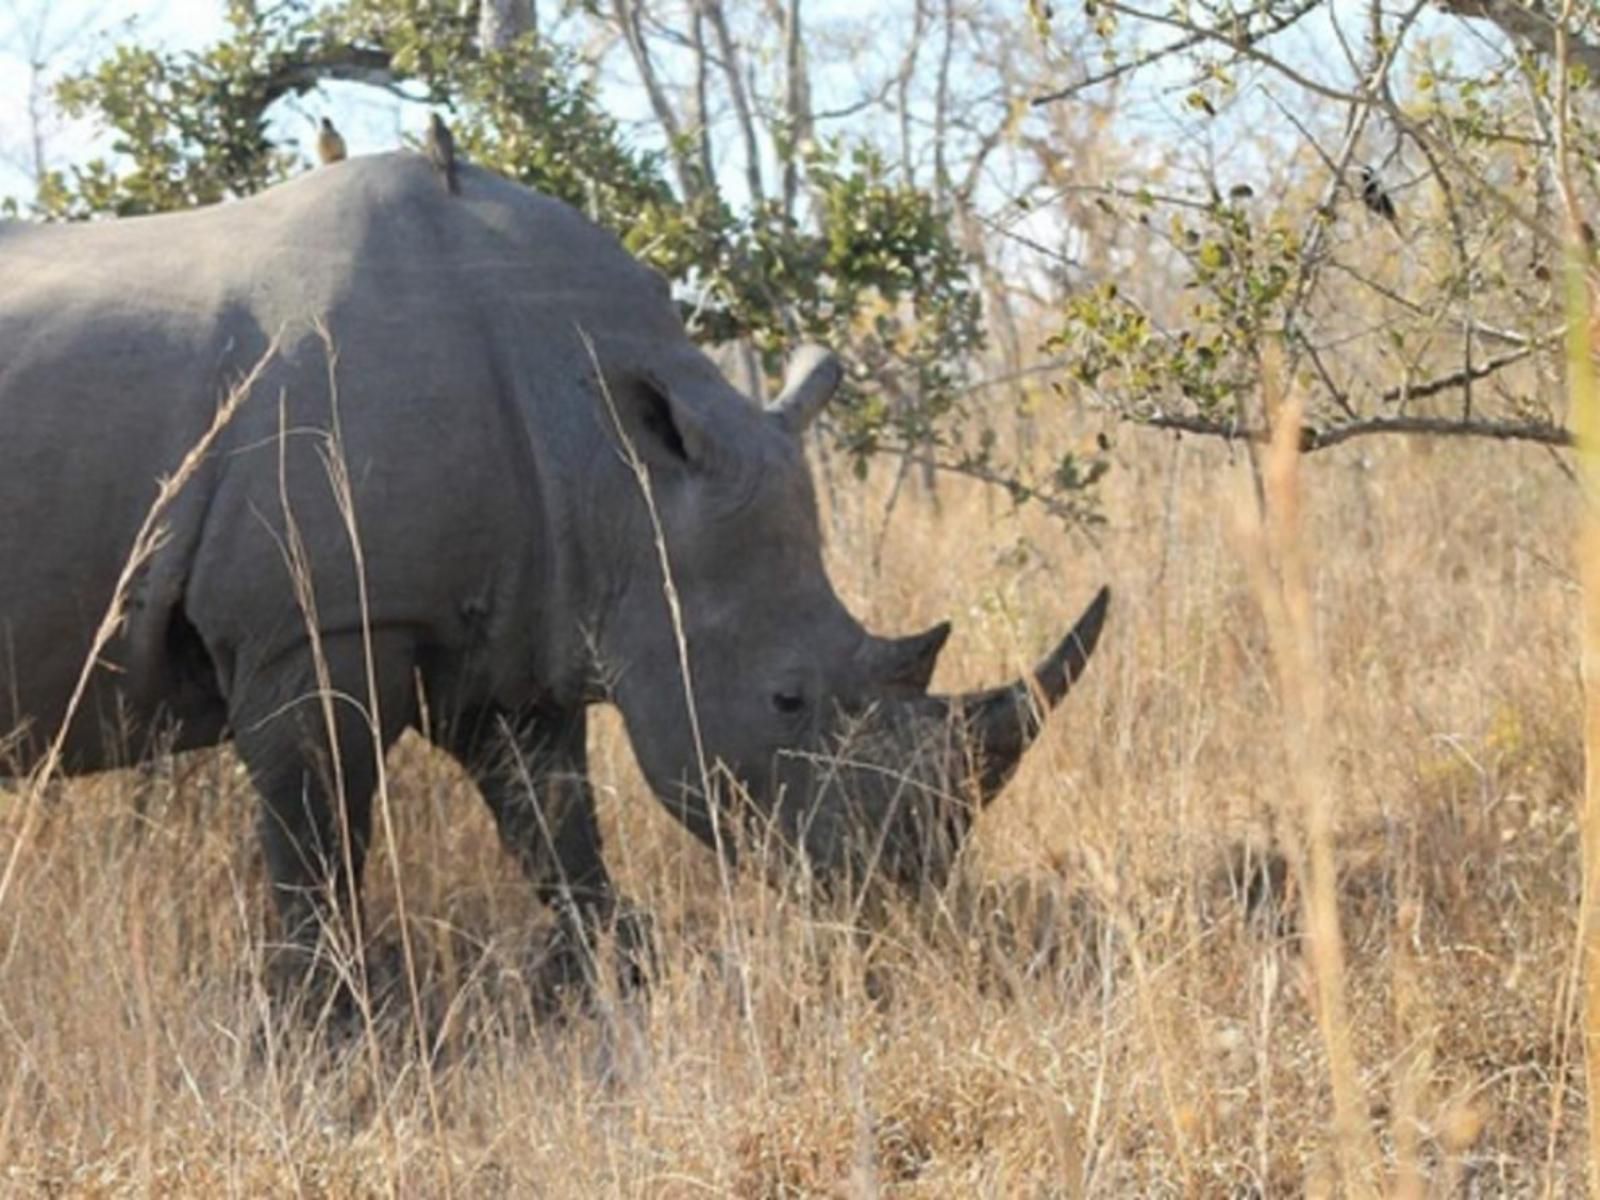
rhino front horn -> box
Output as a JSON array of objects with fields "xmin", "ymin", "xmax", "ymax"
[
  {"xmin": 768, "ymin": 344, "xmax": 843, "ymax": 434},
  {"xmin": 953, "ymin": 585, "xmax": 1110, "ymax": 804}
]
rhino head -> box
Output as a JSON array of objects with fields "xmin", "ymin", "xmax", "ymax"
[
  {"xmin": 590, "ymin": 341, "xmax": 1108, "ymax": 893},
  {"xmin": 768, "ymin": 585, "xmax": 1109, "ymax": 894}
]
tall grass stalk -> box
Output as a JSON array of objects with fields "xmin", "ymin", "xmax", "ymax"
[
  {"xmin": 1545, "ymin": 12, "xmax": 1600, "ymax": 1191},
  {"xmin": 1239, "ymin": 343, "xmax": 1378, "ymax": 1194},
  {"xmin": 267, "ymin": 386, "xmax": 403, "ymax": 1200},
  {"xmin": 577, "ymin": 327, "xmax": 772, "ymax": 1103},
  {"xmin": 312, "ymin": 322, "xmax": 453, "ymax": 1199},
  {"xmin": 1569, "ymin": 249, "xmax": 1600, "ymax": 1200}
]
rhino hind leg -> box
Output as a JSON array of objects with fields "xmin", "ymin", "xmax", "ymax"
[
  {"xmin": 437, "ymin": 704, "xmax": 649, "ymax": 993},
  {"xmin": 229, "ymin": 630, "xmax": 417, "ymax": 1007}
]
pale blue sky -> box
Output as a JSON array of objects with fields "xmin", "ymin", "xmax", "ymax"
[
  {"xmin": 0, "ymin": 0, "xmax": 454, "ymax": 205},
  {"xmin": 0, "ymin": 0, "xmax": 1488, "ymax": 217},
  {"xmin": 1, "ymin": 2, "xmax": 214, "ymax": 198}
]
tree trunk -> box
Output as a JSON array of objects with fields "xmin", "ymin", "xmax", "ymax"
[{"xmin": 479, "ymin": 0, "xmax": 534, "ymax": 53}]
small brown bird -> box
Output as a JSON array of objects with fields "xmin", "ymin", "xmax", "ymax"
[
  {"xmin": 425, "ymin": 112, "xmax": 458, "ymax": 195},
  {"xmin": 315, "ymin": 117, "xmax": 347, "ymax": 165}
]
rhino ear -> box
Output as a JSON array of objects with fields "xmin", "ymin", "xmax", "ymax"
[
  {"xmin": 869, "ymin": 621, "xmax": 953, "ymax": 692},
  {"xmin": 767, "ymin": 345, "xmax": 843, "ymax": 434},
  {"xmin": 599, "ymin": 368, "xmax": 713, "ymax": 471}
]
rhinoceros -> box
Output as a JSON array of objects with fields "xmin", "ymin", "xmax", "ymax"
[{"xmin": 0, "ymin": 152, "xmax": 1107, "ymax": 977}]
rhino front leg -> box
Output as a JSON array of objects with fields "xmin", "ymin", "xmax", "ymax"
[
  {"xmin": 437, "ymin": 704, "xmax": 648, "ymax": 987},
  {"xmin": 439, "ymin": 703, "xmax": 613, "ymax": 913},
  {"xmin": 229, "ymin": 630, "xmax": 417, "ymax": 1002}
]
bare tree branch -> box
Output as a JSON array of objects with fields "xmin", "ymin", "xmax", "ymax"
[
  {"xmin": 778, "ymin": 0, "xmax": 812, "ymax": 220},
  {"xmin": 887, "ymin": 448, "xmax": 1101, "ymax": 524},
  {"xmin": 688, "ymin": 3, "xmax": 714, "ymax": 185},
  {"xmin": 0, "ymin": 0, "xmax": 115, "ymax": 184},
  {"xmin": 893, "ymin": 0, "xmax": 927, "ymax": 182},
  {"xmin": 932, "ymin": 0, "xmax": 954, "ymax": 203},
  {"xmin": 1435, "ymin": 0, "xmax": 1600, "ymax": 76},
  {"xmin": 1032, "ymin": 0, "xmax": 1324, "ymax": 107},
  {"xmin": 1140, "ymin": 344, "xmax": 1552, "ymax": 449},
  {"xmin": 701, "ymin": 0, "xmax": 764, "ymax": 205},
  {"xmin": 259, "ymin": 43, "xmax": 411, "ymax": 107},
  {"xmin": 610, "ymin": 0, "xmax": 702, "ymax": 199},
  {"xmin": 1145, "ymin": 411, "xmax": 1571, "ymax": 452}
]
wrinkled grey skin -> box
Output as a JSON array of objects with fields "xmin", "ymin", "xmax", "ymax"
[{"xmin": 0, "ymin": 153, "xmax": 1107, "ymax": 973}]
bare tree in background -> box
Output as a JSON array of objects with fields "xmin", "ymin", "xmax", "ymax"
[
  {"xmin": 1031, "ymin": 0, "xmax": 1600, "ymax": 454},
  {"xmin": 585, "ymin": 1, "xmax": 1121, "ymax": 439},
  {"xmin": 478, "ymin": 0, "xmax": 534, "ymax": 51},
  {"xmin": 0, "ymin": 0, "xmax": 108, "ymax": 191}
]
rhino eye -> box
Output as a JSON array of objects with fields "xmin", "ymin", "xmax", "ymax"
[{"xmin": 771, "ymin": 689, "xmax": 807, "ymax": 717}]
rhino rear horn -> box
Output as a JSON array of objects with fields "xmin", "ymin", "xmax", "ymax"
[
  {"xmin": 954, "ymin": 586, "xmax": 1110, "ymax": 803},
  {"xmin": 768, "ymin": 344, "xmax": 843, "ymax": 434},
  {"xmin": 871, "ymin": 621, "xmax": 953, "ymax": 692}
]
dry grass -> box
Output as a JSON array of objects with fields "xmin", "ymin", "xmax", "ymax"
[{"xmin": 0, "ymin": 409, "xmax": 1590, "ymax": 1195}]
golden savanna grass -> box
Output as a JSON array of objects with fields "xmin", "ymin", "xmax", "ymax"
[{"xmin": 0, "ymin": 388, "xmax": 1591, "ymax": 1194}]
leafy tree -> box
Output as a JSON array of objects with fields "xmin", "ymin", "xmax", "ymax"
[
  {"xmin": 16, "ymin": 0, "xmax": 1107, "ymax": 527},
  {"xmin": 1033, "ymin": 0, "xmax": 1600, "ymax": 456}
]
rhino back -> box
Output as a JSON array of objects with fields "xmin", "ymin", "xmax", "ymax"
[{"xmin": 0, "ymin": 154, "xmax": 690, "ymax": 766}]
